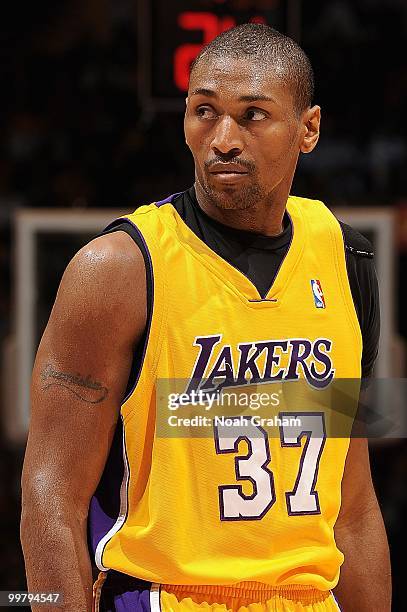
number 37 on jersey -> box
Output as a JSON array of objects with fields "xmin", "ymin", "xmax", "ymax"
[{"xmin": 213, "ymin": 413, "xmax": 326, "ymax": 520}]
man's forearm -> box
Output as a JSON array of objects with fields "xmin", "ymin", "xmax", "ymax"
[
  {"xmin": 333, "ymin": 498, "xmax": 391, "ymax": 611},
  {"xmin": 21, "ymin": 494, "xmax": 93, "ymax": 612}
]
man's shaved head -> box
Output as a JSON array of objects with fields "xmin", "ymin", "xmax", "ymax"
[{"xmin": 190, "ymin": 23, "xmax": 314, "ymax": 116}]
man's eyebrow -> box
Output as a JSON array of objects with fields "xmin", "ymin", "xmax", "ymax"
[
  {"xmin": 189, "ymin": 89, "xmax": 276, "ymax": 103},
  {"xmin": 238, "ymin": 94, "xmax": 276, "ymax": 103},
  {"xmin": 190, "ymin": 88, "xmax": 217, "ymax": 97}
]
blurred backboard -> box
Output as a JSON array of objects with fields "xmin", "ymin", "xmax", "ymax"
[{"xmin": 7, "ymin": 209, "xmax": 125, "ymax": 443}]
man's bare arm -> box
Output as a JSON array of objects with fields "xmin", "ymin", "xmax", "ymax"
[
  {"xmin": 333, "ymin": 436, "xmax": 391, "ymax": 611},
  {"xmin": 21, "ymin": 231, "xmax": 146, "ymax": 611}
]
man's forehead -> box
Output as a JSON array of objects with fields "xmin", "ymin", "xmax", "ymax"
[{"xmin": 189, "ymin": 55, "xmax": 288, "ymax": 99}]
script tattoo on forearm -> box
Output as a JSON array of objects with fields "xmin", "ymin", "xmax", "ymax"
[{"xmin": 41, "ymin": 364, "xmax": 109, "ymax": 403}]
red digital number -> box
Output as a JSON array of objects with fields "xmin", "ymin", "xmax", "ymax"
[{"xmin": 174, "ymin": 11, "xmax": 265, "ymax": 92}]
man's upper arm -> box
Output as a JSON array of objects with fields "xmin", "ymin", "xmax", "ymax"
[{"xmin": 22, "ymin": 230, "xmax": 146, "ymax": 511}]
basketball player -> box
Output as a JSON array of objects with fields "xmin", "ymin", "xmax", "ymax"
[{"xmin": 21, "ymin": 25, "xmax": 391, "ymax": 612}]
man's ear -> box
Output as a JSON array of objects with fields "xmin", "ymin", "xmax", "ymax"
[{"xmin": 300, "ymin": 105, "xmax": 321, "ymax": 154}]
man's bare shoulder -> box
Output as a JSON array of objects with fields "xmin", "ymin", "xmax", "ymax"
[
  {"xmin": 51, "ymin": 230, "xmax": 147, "ymax": 343},
  {"xmin": 66, "ymin": 230, "xmax": 144, "ymax": 290},
  {"xmin": 73, "ymin": 229, "xmax": 145, "ymax": 277}
]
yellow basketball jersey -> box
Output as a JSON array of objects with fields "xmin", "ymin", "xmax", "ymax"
[{"xmin": 89, "ymin": 194, "xmax": 362, "ymax": 592}]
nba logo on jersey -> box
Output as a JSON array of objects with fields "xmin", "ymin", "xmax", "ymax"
[{"xmin": 311, "ymin": 279, "xmax": 326, "ymax": 308}]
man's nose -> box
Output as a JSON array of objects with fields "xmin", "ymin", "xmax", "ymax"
[{"xmin": 210, "ymin": 115, "xmax": 243, "ymax": 158}]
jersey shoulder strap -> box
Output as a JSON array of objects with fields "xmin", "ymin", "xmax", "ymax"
[{"xmin": 339, "ymin": 221, "xmax": 374, "ymax": 258}]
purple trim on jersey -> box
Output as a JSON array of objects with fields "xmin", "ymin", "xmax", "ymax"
[
  {"xmin": 112, "ymin": 586, "xmax": 152, "ymax": 612},
  {"xmin": 154, "ymin": 192, "xmax": 182, "ymax": 207},
  {"xmin": 88, "ymin": 416, "xmax": 126, "ymax": 564},
  {"xmin": 97, "ymin": 418, "xmax": 131, "ymax": 569},
  {"xmin": 98, "ymin": 580, "xmax": 155, "ymax": 612},
  {"xmin": 89, "ymin": 496, "xmax": 117, "ymax": 555},
  {"xmin": 247, "ymin": 298, "xmax": 278, "ymax": 303}
]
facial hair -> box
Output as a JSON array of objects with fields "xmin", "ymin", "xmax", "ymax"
[
  {"xmin": 200, "ymin": 178, "xmax": 264, "ymax": 211},
  {"xmin": 199, "ymin": 157, "xmax": 265, "ymax": 211}
]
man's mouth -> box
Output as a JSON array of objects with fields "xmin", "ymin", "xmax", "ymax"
[
  {"xmin": 208, "ymin": 162, "xmax": 249, "ymax": 175},
  {"xmin": 208, "ymin": 162, "xmax": 250, "ymax": 183}
]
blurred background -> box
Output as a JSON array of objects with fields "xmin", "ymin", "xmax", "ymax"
[{"xmin": 0, "ymin": 0, "xmax": 406, "ymax": 609}]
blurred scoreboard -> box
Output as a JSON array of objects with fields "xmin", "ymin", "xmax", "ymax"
[{"xmin": 137, "ymin": 0, "xmax": 290, "ymax": 110}]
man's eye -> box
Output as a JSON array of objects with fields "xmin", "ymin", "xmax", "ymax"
[
  {"xmin": 196, "ymin": 106, "xmax": 217, "ymax": 119},
  {"xmin": 245, "ymin": 109, "xmax": 267, "ymax": 121}
]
